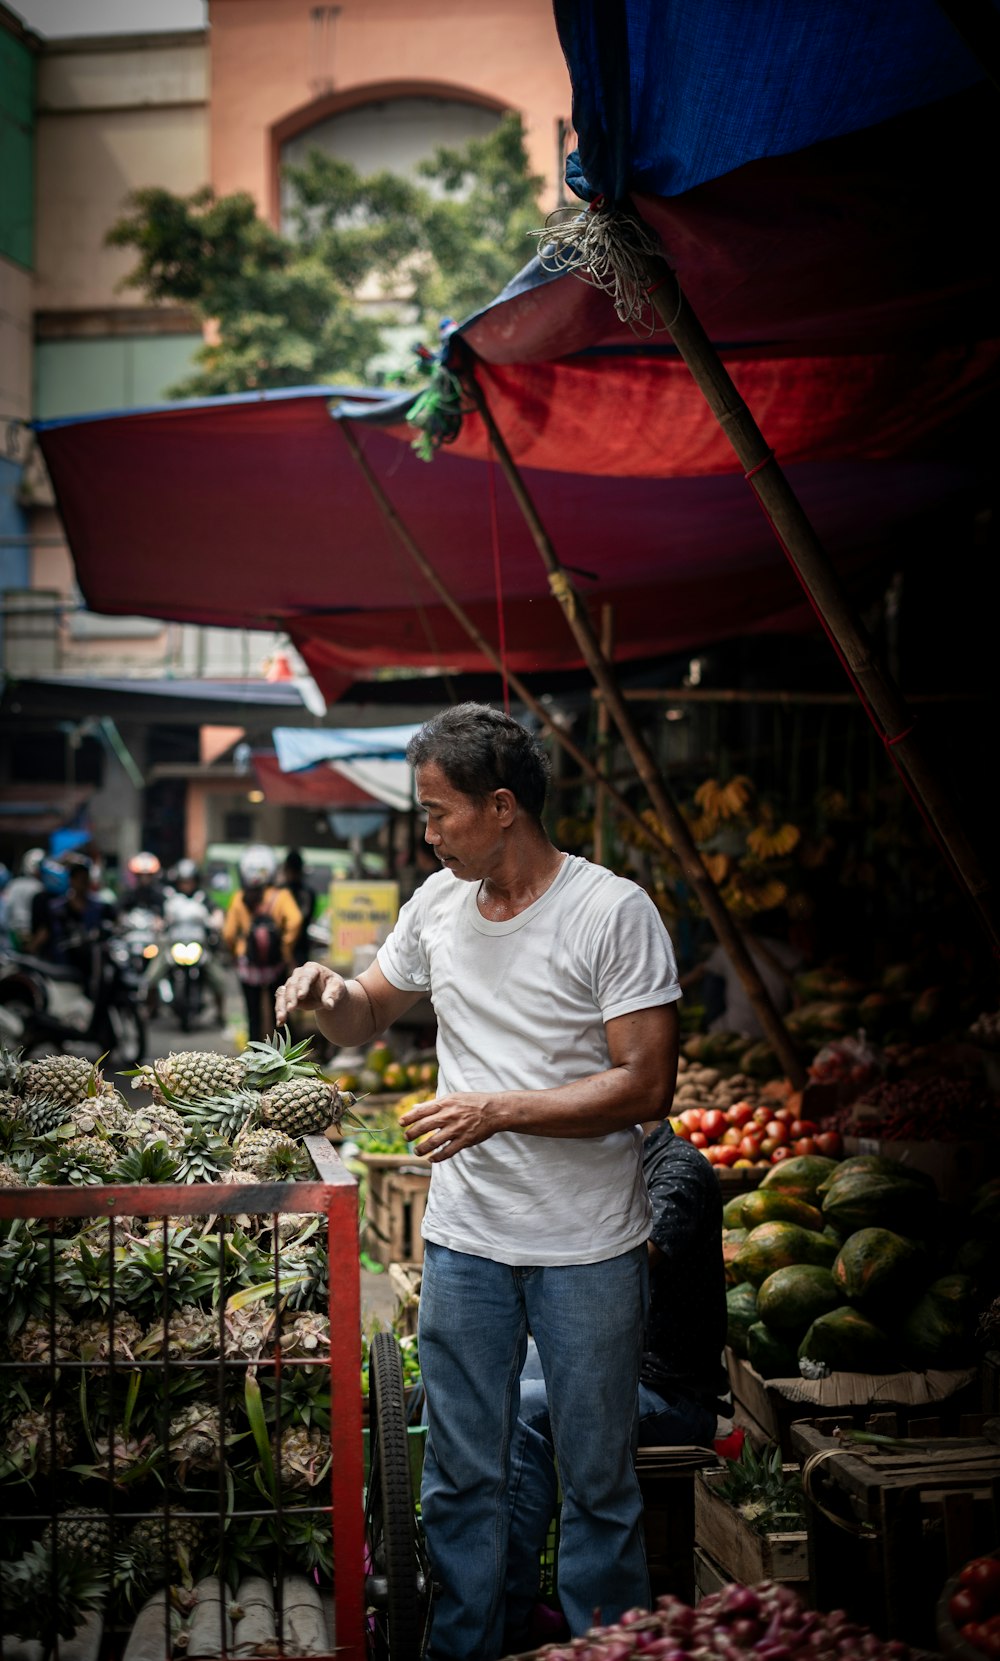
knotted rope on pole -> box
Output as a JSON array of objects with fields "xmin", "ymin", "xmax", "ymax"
[{"xmin": 530, "ymin": 199, "xmax": 676, "ymax": 335}]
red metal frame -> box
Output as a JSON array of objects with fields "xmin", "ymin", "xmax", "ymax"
[{"xmin": 0, "ymin": 1135, "xmax": 366, "ymax": 1661}]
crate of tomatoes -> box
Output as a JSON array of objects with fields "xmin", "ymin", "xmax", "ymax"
[
  {"xmin": 670, "ymin": 1094, "xmax": 843, "ymax": 1175},
  {"xmin": 937, "ymin": 1552, "xmax": 1000, "ymax": 1658}
]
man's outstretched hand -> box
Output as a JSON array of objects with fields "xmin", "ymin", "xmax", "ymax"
[{"xmin": 275, "ymin": 961, "xmax": 349, "ymax": 1024}]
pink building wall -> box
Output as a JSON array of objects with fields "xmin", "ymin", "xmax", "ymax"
[{"xmin": 209, "ymin": 0, "xmax": 574, "ymax": 220}]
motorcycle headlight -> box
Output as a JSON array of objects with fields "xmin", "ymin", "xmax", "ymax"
[{"xmin": 170, "ymin": 941, "xmax": 203, "ymax": 966}]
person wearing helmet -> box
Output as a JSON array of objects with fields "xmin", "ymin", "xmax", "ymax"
[
  {"xmin": 144, "ymin": 858, "xmax": 229, "ymax": 1025},
  {"xmin": 27, "ymin": 855, "xmax": 71, "ymax": 956},
  {"xmin": 127, "ymin": 851, "xmax": 166, "ymax": 916},
  {"xmin": 3, "ymin": 848, "xmax": 46, "ymax": 949},
  {"xmin": 222, "ymin": 844, "xmax": 302, "ymax": 1041}
]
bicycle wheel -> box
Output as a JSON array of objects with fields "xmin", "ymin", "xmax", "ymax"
[{"xmin": 365, "ymin": 1330, "xmax": 427, "ymax": 1660}]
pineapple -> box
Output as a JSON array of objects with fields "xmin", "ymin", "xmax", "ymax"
[
  {"xmin": 172, "ymin": 1127, "xmax": 236, "ymax": 1184},
  {"xmin": 0, "ymin": 1540, "xmax": 107, "ymax": 1648},
  {"xmin": 125, "ymin": 1505, "xmax": 206, "ymax": 1593},
  {"xmin": 90, "ymin": 1425, "xmax": 155, "ymax": 1484},
  {"xmin": 241, "ymin": 1028, "xmax": 351, "ymax": 1136},
  {"xmin": 39, "ymin": 1506, "xmax": 113, "ymax": 1566},
  {"xmin": 20, "ymin": 1054, "xmax": 103, "ymax": 1115},
  {"xmin": 4, "ymin": 1405, "xmax": 74, "ymax": 1475},
  {"xmin": 168, "ymin": 1398, "xmax": 224, "ymax": 1477},
  {"xmin": 280, "ymin": 1311, "xmax": 330, "ymax": 1358},
  {"xmin": 231, "ymin": 1124, "xmax": 305, "ymax": 1179},
  {"xmin": 33, "ymin": 1133, "xmax": 119, "ymax": 1185},
  {"xmin": 130, "ymin": 1102, "xmax": 187, "ymax": 1144},
  {"xmin": 6, "ymin": 1310, "xmax": 77, "ymax": 1366},
  {"xmin": 174, "ymin": 1089, "xmax": 256, "ymax": 1142},
  {"xmin": 139, "ymin": 1303, "xmax": 219, "ymax": 1360},
  {"xmin": 221, "ymin": 1302, "xmax": 275, "ymax": 1360},
  {"xmin": 136, "ymin": 1051, "xmax": 243, "ymax": 1103},
  {"xmin": 0, "ymin": 1156, "xmax": 25, "ymax": 1187},
  {"xmin": 277, "ymin": 1423, "xmax": 331, "ymax": 1490},
  {"xmin": 75, "ymin": 1311, "xmax": 144, "ymax": 1367}
]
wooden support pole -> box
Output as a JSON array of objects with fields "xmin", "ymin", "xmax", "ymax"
[
  {"xmin": 633, "ymin": 231, "xmax": 1000, "ymax": 960},
  {"xmin": 461, "ymin": 371, "xmax": 807, "ymax": 1090},
  {"xmin": 339, "ymin": 422, "xmax": 670, "ymax": 860}
]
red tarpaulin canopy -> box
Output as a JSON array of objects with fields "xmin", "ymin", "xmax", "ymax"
[{"xmin": 250, "ymin": 751, "xmax": 379, "ymax": 808}]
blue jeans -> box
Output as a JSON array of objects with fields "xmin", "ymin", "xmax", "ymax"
[
  {"xmin": 418, "ymin": 1240, "xmax": 649, "ymax": 1661},
  {"xmin": 505, "ymin": 1351, "xmax": 718, "ymax": 1645}
]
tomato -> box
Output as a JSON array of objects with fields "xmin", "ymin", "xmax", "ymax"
[
  {"xmin": 789, "ymin": 1119, "xmax": 818, "ymax": 1139},
  {"xmin": 769, "ymin": 1145, "xmax": 794, "ymax": 1163},
  {"xmin": 961, "ymin": 1560, "xmax": 1000, "ymax": 1608},
  {"xmin": 792, "ymin": 1137, "xmax": 818, "ymax": 1157},
  {"xmin": 722, "ymin": 1127, "xmax": 744, "ymax": 1147},
  {"xmin": 732, "ymin": 1157, "xmax": 755, "ymax": 1169},
  {"xmin": 679, "ymin": 1108, "xmax": 703, "ymax": 1133},
  {"xmin": 688, "ymin": 1130, "xmax": 708, "ymax": 1148},
  {"xmin": 813, "ymin": 1131, "xmax": 843, "ymax": 1158},
  {"xmin": 752, "ymin": 1106, "xmax": 773, "ymax": 1128},
  {"xmin": 739, "ymin": 1133, "xmax": 763, "ymax": 1161},
  {"xmin": 960, "ymin": 1623, "xmax": 987, "ymax": 1649},
  {"xmin": 764, "ymin": 1119, "xmax": 790, "ymax": 1145},
  {"xmin": 727, "ymin": 1102, "xmax": 755, "ymax": 1128},
  {"xmin": 950, "ymin": 1587, "xmax": 984, "ymax": 1626},
  {"xmin": 712, "ymin": 1144, "xmax": 739, "ymax": 1167},
  {"xmin": 772, "ymin": 1106, "xmax": 798, "ymax": 1125},
  {"xmin": 702, "ymin": 1109, "xmax": 729, "ymax": 1141}
]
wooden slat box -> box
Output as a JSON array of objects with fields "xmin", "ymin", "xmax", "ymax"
[
  {"xmin": 356, "ymin": 1153, "xmax": 430, "ymax": 1267},
  {"xmin": 694, "ymin": 1465, "xmax": 808, "ymax": 1587},
  {"xmin": 635, "ymin": 1445, "xmax": 721, "ymax": 1604}
]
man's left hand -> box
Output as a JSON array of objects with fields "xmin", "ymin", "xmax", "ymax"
[{"xmin": 398, "ymin": 1093, "xmax": 497, "ymax": 1162}]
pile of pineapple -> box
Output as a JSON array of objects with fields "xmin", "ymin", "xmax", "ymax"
[{"xmin": 0, "ymin": 1033, "xmax": 356, "ymax": 1646}]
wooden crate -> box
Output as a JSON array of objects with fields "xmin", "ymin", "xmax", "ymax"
[
  {"xmin": 357, "ymin": 1153, "xmax": 430, "ymax": 1267},
  {"xmin": 387, "ymin": 1262, "xmax": 422, "ymax": 1337},
  {"xmin": 635, "ymin": 1445, "xmax": 721, "ymax": 1604},
  {"xmin": 694, "ymin": 1465, "xmax": 808, "ymax": 1586},
  {"xmin": 792, "ymin": 1421, "xmax": 1000, "ymax": 1650},
  {"xmin": 693, "ymin": 1544, "xmax": 730, "ymax": 1602},
  {"xmin": 726, "ymin": 1349, "xmax": 982, "ymax": 1460}
]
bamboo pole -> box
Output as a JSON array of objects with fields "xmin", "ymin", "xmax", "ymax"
[
  {"xmin": 631, "ymin": 229, "xmax": 1000, "ymax": 959},
  {"xmin": 461, "ymin": 370, "xmax": 807, "ymax": 1089},
  {"xmin": 339, "ymin": 422, "xmax": 688, "ymax": 865},
  {"xmin": 592, "ymin": 604, "xmax": 614, "ymax": 866}
]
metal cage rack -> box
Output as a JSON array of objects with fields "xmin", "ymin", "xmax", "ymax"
[{"xmin": 0, "ymin": 1136, "xmax": 368, "ymax": 1661}]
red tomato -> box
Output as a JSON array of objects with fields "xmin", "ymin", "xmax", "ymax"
[
  {"xmin": 950, "ymin": 1587, "xmax": 984, "ymax": 1626},
  {"xmin": 727, "ymin": 1102, "xmax": 755, "ymax": 1128},
  {"xmin": 752, "ymin": 1106, "xmax": 773, "ymax": 1128},
  {"xmin": 792, "ymin": 1137, "xmax": 818, "ymax": 1157},
  {"xmin": 769, "ymin": 1145, "xmax": 794, "ymax": 1163},
  {"xmin": 961, "ymin": 1559, "xmax": 1000, "ymax": 1607},
  {"xmin": 772, "ymin": 1106, "xmax": 798, "ymax": 1125},
  {"xmin": 672, "ymin": 1121, "xmax": 691, "ymax": 1140},
  {"xmin": 712, "ymin": 1144, "xmax": 739, "ymax": 1167},
  {"xmin": 814, "ymin": 1131, "xmax": 843, "ymax": 1158},
  {"xmin": 764, "ymin": 1119, "xmax": 790, "ymax": 1145},
  {"xmin": 739, "ymin": 1133, "xmax": 763, "ymax": 1161},
  {"xmin": 789, "ymin": 1119, "xmax": 818, "ymax": 1139},
  {"xmin": 679, "ymin": 1108, "xmax": 703, "ymax": 1133},
  {"xmin": 722, "ymin": 1127, "xmax": 744, "ymax": 1147},
  {"xmin": 702, "ymin": 1109, "xmax": 729, "ymax": 1141},
  {"xmin": 688, "ymin": 1130, "xmax": 708, "ymax": 1148}
]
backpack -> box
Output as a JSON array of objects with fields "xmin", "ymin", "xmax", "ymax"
[{"xmin": 238, "ymin": 892, "xmax": 283, "ymax": 983}]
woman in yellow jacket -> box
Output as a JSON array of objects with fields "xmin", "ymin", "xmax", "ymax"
[{"xmin": 223, "ymin": 844, "xmax": 302, "ymax": 1042}]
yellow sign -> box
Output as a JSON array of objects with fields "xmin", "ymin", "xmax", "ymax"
[{"xmin": 326, "ymin": 880, "xmax": 400, "ymax": 972}]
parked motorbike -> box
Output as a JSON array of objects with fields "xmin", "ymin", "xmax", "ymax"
[
  {"xmin": 118, "ymin": 905, "xmax": 163, "ymax": 1017},
  {"xmin": 156, "ymin": 892, "xmax": 218, "ymax": 1033},
  {"xmin": 0, "ymin": 926, "xmax": 146, "ymax": 1067}
]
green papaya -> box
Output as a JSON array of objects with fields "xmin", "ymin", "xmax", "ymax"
[
  {"xmin": 757, "ymin": 1265, "xmax": 842, "ymax": 1334},
  {"xmin": 723, "ymin": 1194, "xmax": 750, "ymax": 1229},
  {"xmin": 759, "ymin": 1155, "xmax": 840, "ymax": 1207},
  {"xmin": 833, "ymin": 1228, "xmax": 925, "ymax": 1309},
  {"xmin": 733, "ymin": 1221, "xmax": 837, "ymax": 1288},
  {"xmin": 897, "ymin": 1275, "xmax": 976, "ymax": 1367},
  {"xmin": 817, "ymin": 1155, "xmax": 935, "ymax": 1202},
  {"xmin": 747, "ymin": 1320, "xmax": 800, "ymax": 1380},
  {"xmin": 821, "ymin": 1169, "xmax": 934, "ymax": 1238},
  {"xmin": 798, "ymin": 1306, "xmax": 900, "ymax": 1373},
  {"xmin": 726, "ymin": 1281, "xmax": 759, "ymax": 1359},
  {"xmin": 740, "ymin": 1189, "xmax": 825, "ymax": 1233}
]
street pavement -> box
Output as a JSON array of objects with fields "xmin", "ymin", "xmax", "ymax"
[{"xmin": 129, "ymin": 976, "xmax": 400, "ymax": 1329}]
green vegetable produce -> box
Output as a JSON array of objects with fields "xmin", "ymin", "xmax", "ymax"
[
  {"xmin": 897, "ymin": 1273, "xmax": 976, "ymax": 1366},
  {"xmin": 747, "ymin": 1320, "xmax": 800, "ymax": 1379},
  {"xmin": 798, "ymin": 1305, "xmax": 900, "ymax": 1372},
  {"xmin": 820, "ymin": 1166, "xmax": 933, "ymax": 1237},
  {"xmin": 722, "ymin": 1193, "xmax": 750, "ymax": 1229},
  {"xmin": 734, "ymin": 1220, "xmax": 838, "ymax": 1288},
  {"xmin": 740, "ymin": 1189, "xmax": 825, "ymax": 1234},
  {"xmin": 757, "ymin": 1264, "xmax": 842, "ymax": 1334},
  {"xmin": 725, "ymin": 1281, "xmax": 759, "ymax": 1359},
  {"xmin": 832, "ymin": 1227, "xmax": 925, "ymax": 1309},
  {"xmin": 759, "ymin": 1155, "xmax": 839, "ymax": 1207}
]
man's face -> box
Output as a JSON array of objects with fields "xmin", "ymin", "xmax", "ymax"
[{"xmin": 416, "ymin": 761, "xmax": 504, "ymax": 883}]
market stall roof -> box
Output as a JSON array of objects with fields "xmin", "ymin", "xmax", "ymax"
[
  {"xmin": 32, "ymin": 2, "xmax": 998, "ymax": 701},
  {"xmin": 250, "ymin": 751, "xmax": 380, "ymax": 809}
]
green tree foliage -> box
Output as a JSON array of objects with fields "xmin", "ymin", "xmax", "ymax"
[{"xmin": 106, "ymin": 113, "xmax": 544, "ymax": 397}]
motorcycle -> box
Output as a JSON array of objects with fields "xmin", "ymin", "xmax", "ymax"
[
  {"xmin": 0, "ymin": 925, "xmax": 146, "ymax": 1067},
  {"xmin": 118, "ymin": 905, "xmax": 163, "ymax": 1017},
  {"xmin": 156, "ymin": 892, "xmax": 218, "ymax": 1033}
]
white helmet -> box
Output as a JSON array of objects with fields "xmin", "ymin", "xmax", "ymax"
[
  {"xmin": 174, "ymin": 858, "xmax": 199, "ymax": 884},
  {"xmin": 239, "ymin": 844, "xmax": 276, "ymax": 887},
  {"xmin": 22, "ymin": 847, "xmax": 45, "ymax": 877}
]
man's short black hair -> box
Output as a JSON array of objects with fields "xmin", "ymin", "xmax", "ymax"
[{"xmin": 407, "ymin": 703, "xmax": 550, "ymax": 821}]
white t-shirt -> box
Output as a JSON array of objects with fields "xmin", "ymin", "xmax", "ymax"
[{"xmin": 377, "ymin": 854, "xmax": 682, "ymax": 1266}]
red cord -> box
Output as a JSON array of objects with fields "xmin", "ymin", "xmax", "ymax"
[{"xmin": 486, "ymin": 435, "xmax": 510, "ymax": 713}]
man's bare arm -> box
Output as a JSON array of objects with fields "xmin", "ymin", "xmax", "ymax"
[
  {"xmin": 276, "ymin": 960, "xmax": 422, "ymax": 1048},
  {"xmin": 400, "ymin": 1003, "xmax": 679, "ymax": 1160}
]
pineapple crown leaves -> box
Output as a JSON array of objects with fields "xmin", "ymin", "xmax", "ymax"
[
  {"xmin": 0, "ymin": 1219, "xmax": 54, "ymax": 1336},
  {"xmin": 172, "ymin": 1127, "xmax": 237, "ymax": 1185},
  {"xmin": 0, "ymin": 1042, "xmax": 24, "ymax": 1093},
  {"xmin": 239, "ymin": 1027, "xmax": 321, "ymax": 1088},
  {"xmin": 173, "ymin": 1088, "xmax": 257, "ymax": 1140},
  {"xmin": 714, "ymin": 1438, "xmax": 805, "ymax": 1534},
  {"xmin": 1, "ymin": 1542, "xmax": 108, "ymax": 1644},
  {"xmin": 110, "ymin": 1140, "xmax": 182, "ymax": 1185}
]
